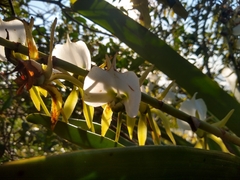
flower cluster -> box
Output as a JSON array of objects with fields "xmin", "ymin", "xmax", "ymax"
[{"xmin": 0, "ymin": 17, "xmax": 141, "ymax": 131}]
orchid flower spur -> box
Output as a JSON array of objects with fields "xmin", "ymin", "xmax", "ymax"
[
  {"xmin": 177, "ymin": 92, "xmax": 207, "ymax": 131},
  {"xmin": 83, "ymin": 55, "xmax": 141, "ymax": 118}
]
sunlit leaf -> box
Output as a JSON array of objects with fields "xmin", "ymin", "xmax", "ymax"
[
  {"xmin": 101, "ymin": 104, "xmax": 113, "ymax": 136},
  {"xmin": 42, "ymin": 84, "xmax": 63, "ymax": 129},
  {"xmin": 138, "ymin": 113, "xmax": 147, "ymax": 145},
  {"xmin": 29, "ymin": 87, "xmax": 40, "ymax": 111},
  {"xmin": 62, "ymin": 86, "xmax": 79, "ymax": 122},
  {"xmin": 29, "ymin": 86, "xmax": 50, "ymax": 116},
  {"xmin": 126, "ymin": 116, "xmax": 136, "ymax": 140},
  {"xmin": 153, "ymin": 109, "xmax": 176, "ymax": 145},
  {"xmin": 147, "ymin": 108, "xmax": 161, "ymax": 145},
  {"xmin": 80, "ymin": 88, "xmax": 95, "ymax": 132}
]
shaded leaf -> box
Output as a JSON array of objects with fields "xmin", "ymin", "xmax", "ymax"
[
  {"xmin": 26, "ymin": 113, "xmax": 124, "ymax": 148},
  {"xmin": 68, "ymin": 117, "xmax": 135, "ymax": 146},
  {"xmin": 1, "ymin": 146, "xmax": 240, "ymax": 179}
]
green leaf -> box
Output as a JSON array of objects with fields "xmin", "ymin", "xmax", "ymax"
[
  {"xmin": 26, "ymin": 113, "xmax": 124, "ymax": 148},
  {"xmin": 152, "ymin": 109, "xmax": 176, "ymax": 145},
  {"xmin": 72, "ymin": 0, "xmax": 240, "ymax": 137},
  {"xmin": 68, "ymin": 117, "xmax": 135, "ymax": 147},
  {"xmin": 1, "ymin": 146, "xmax": 240, "ymax": 179},
  {"xmin": 0, "ymin": 95, "xmax": 12, "ymax": 112}
]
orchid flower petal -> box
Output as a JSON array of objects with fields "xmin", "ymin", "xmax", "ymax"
[
  {"xmin": 83, "ymin": 66, "xmax": 115, "ymax": 107},
  {"xmin": 52, "ymin": 35, "xmax": 91, "ymax": 70},
  {"xmin": 0, "ymin": 18, "xmax": 25, "ymax": 61},
  {"xmin": 116, "ymin": 71, "xmax": 141, "ymax": 117}
]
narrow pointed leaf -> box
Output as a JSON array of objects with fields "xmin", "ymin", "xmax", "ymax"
[
  {"xmin": 68, "ymin": 117, "xmax": 136, "ymax": 146},
  {"xmin": 212, "ymin": 109, "xmax": 234, "ymax": 128},
  {"xmin": 29, "ymin": 86, "xmax": 50, "ymax": 116},
  {"xmin": 101, "ymin": 105, "xmax": 113, "ymax": 136},
  {"xmin": 153, "ymin": 109, "xmax": 176, "ymax": 145},
  {"xmin": 115, "ymin": 112, "xmax": 123, "ymax": 142},
  {"xmin": 126, "ymin": 116, "xmax": 136, "ymax": 140},
  {"xmin": 147, "ymin": 108, "xmax": 161, "ymax": 145},
  {"xmin": 42, "ymin": 84, "xmax": 63, "ymax": 129},
  {"xmin": 62, "ymin": 86, "xmax": 79, "ymax": 121},
  {"xmin": 29, "ymin": 87, "xmax": 40, "ymax": 111},
  {"xmin": 138, "ymin": 113, "xmax": 147, "ymax": 145},
  {"xmin": 26, "ymin": 113, "xmax": 124, "ymax": 148},
  {"xmin": 159, "ymin": 80, "xmax": 175, "ymax": 100},
  {"xmin": 80, "ymin": 88, "xmax": 94, "ymax": 131}
]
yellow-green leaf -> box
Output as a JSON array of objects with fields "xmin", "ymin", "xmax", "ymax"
[
  {"xmin": 101, "ymin": 104, "xmax": 113, "ymax": 136},
  {"xmin": 62, "ymin": 86, "xmax": 79, "ymax": 122},
  {"xmin": 138, "ymin": 113, "xmax": 147, "ymax": 145},
  {"xmin": 42, "ymin": 84, "xmax": 63, "ymax": 130},
  {"xmin": 153, "ymin": 109, "xmax": 176, "ymax": 145},
  {"xmin": 115, "ymin": 112, "xmax": 123, "ymax": 142},
  {"xmin": 212, "ymin": 109, "xmax": 234, "ymax": 128},
  {"xmin": 38, "ymin": 87, "xmax": 47, "ymax": 97},
  {"xmin": 139, "ymin": 65, "xmax": 154, "ymax": 86},
  {"xmin": 146, "ymin": 106, "xmax": 161, "ymax": 145},
  {"xmin": 80, "ymin": 88, "xmax": 95, "ymax": 132},
  {"xmin": 29, "ymin": 87, "xmax": 40, "ymax": 111},
  {"xmin": 29, "ymin": 86, "xmax": 50, "ymax": 116},
  {"xmin": 158, "ymin": 80, "xmax": 175, "ymax": 100},
  {"xmin": 151, "ymin": 119, "xmax": 161, "ymax": 145},
  {"xmin": 127, "ymin": 116, "xmax": 136, "ymax": 140}
]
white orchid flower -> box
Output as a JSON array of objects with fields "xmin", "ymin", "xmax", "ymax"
[
  {"xmin": 83, "ymin": 55, "xmax": 141, "ymax": 118},
  {"xmin": 0, "ymin": 18, "xmax": 26, "ymax": 61},
  {"xmin": 221, "ymin": 67, "xmax": 240, "ymax": 102},
  {"xmin": 177, "ymin": 92, "xmax": 207, "ymax": 131},
  {"xmin": 52, "ymin": 34, "xmax": 91, "ymax": 70}
]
